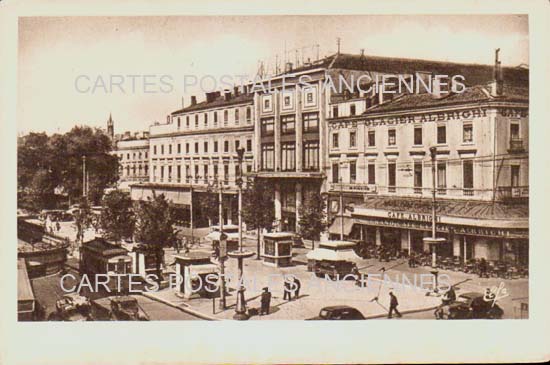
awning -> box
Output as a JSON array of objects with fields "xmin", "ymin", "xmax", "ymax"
[
  {"xmin": 306, "ymin": 248, "xmax": 362, "ymax": 263},
  {"xmin": 328, "ymin": 217, "xmax": 356, "ymax": 236},
  {"xmin": 130, "ymin": 185, "xmax": 191, "ymax": 205}
]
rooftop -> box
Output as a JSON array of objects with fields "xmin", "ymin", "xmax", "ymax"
[{"xmin": 171, "ymin": 92, "xmax": 254, "ymax": 115}]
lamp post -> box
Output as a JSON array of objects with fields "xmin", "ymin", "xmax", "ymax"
[
  {"xmin": 423, "ymin": 146, "xmax": 445, "ymax": 295},
  {"xmin": 228, "ymin": 147, "xmax": 255, "ymax": 320},
  {"xmin": 187, "ymin": 175, "xmax": 194, "ymax": 247},
  {"xmin": 217, "ymin": 179, "xmax": 227, "ymax": 310}
]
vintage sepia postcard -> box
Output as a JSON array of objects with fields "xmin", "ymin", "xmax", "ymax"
[{"xmin": 1, "ymin": 0, "xmax": 549, "ymax": 364}]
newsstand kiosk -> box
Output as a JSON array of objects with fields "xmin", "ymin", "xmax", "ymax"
[{"xmin": 174, "ymin": 252, "xmax": 219, "ymax": 299}]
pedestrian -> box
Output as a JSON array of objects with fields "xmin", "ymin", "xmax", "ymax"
[
  {"xmin": 442, "ymin": 286, "xmax": 456, "ymax": 305},
  {"xmin": 479, "ymin": 258, "xmax": 487, "ymax": 278},
  {"xmin": 260, "ymin": 287, "xmax": 271, "ymax": 315},
  {"xmin": 294, "ymin": 277, "xmax": 301, "ymax": 299},
  {"xmin": 283, "ymin": 277, "xmax": 292, "ymax": 301},
  {"xmin": 56, "ymin": 221, "xmax": 61, "ymax": 232},
  {"xmin": 388, "ymin": 291, "xmax": 402, "ymax": 318}
]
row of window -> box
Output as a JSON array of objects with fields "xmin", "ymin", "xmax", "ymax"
[
  {"xmin": 260, "ymin": 141, "xmax": 319, "ymax": 171},
  {"xmin": 330, "ymin": 160, "xmax": 522, "ymax": 194},
  {"xmin": 119, "ymin": 151, "xmax": 148, "ymax": 161},
  {"xmin": 175, "ymin": 107, "xmax": 252, "ymax": 129},
  {"xmin": 152, "ymin": 163, "xmax": 253, "ymax": 184},
  {"xmin": 122, "ymin": 165, "xmax": 149, "ymax": 176},
  {"xmin": 261, "ymin": 112, "xmax": 320, "ymax": 136},
  {"xmin": 331, "ymin": 123, "xmax": 473, "ymax": 150},
  {"xmin": 153, "ymin": 139, "xmax": 252, "ymax": 156}
]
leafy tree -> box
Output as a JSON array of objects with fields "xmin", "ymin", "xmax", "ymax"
[
  {"xmin": 195, "ymin": 183, "xmax": 220, "ymax": 227},
  {"xmin": 100, "ymin": 190, "xmax": 135, "ymax": 244},
  {"xmin": 298, "ymin": 191, "xmax": 327, "ymax": 244},
  {"xmin": 73, "ymin": 198, "xmax": 93, "ymax": 245},
  {"xmin": 59, "ymin": 126, "xmax": 118, "ymax": 205},
  {"xmin": 134, "ymin": 193, "xmax": 179, "ymax": 283},
  {"xmin": 242, "ymin": 178, "xmax": 275, "ymax": 259}
]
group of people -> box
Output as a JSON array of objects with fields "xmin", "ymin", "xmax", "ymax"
[
  {"xmin": 259, "ymin": 276, "xmax": 302, "ymax": 316},
  {"xmin": 45, "ymin": 216, "xmax": 61, "ymax": 234}
]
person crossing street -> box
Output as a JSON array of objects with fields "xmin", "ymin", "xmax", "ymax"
[{"xmin": 388, "ymin": 291, "xmax": 402, "ymax": 318}]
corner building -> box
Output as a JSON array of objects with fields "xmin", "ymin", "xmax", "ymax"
[{"xmin": 327, "ymin": 71, "xmax": 529, "ymax": 264}]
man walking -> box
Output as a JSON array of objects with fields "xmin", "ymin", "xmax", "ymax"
[
  {"xmin": 260, "ymin": 287, "xmax": 271, "ymax": 315},
  {"xmin": 294, "ymin": 277, "xmax": 301, "ymax": 299},
  {"xmin": 388, "ymin": 291, "xmax": 402, "ymax": 318},
  {"xmin": 283, "ymin": 277, "xmax": 292, "ymax": 301}
]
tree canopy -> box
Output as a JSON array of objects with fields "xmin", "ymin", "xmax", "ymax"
[
  {"xmin": 298, "ymin": 191, "xmax": 327, "ymax": 241},
  {"xmin": 100, "ymin": 190, "xmax": 135, "ymax": 243}
]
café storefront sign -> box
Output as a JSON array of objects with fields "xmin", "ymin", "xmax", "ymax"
[
  {"xmin": 329, "ymin": 107, "xmax": 528, "ymax": 130},
  {"xmin": 352, "ymin": 215, "xmax": 528, "ymax": 239}
]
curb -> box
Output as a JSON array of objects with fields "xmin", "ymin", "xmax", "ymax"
[
  {"xmin": 363, "ymin": 305, "xmax": 439, "ymax": 320},
  {"xmin": 141, "ymin": 292, "xmax": 219, "ymax": 321}
]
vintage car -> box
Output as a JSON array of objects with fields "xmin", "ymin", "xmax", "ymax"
[
  {"xmin": 434, "ymin": 292, "xmax": 504, "ymax": 320},
  {"xmin": 53, "ymin": 294, "xmax": 91, "ymax": 321},
  {"xmin": 90, "ymin": 296, "xmax": 149, "ymax": 321},
  {"xmin": 307, "ymin": 305, "xmax": 365, "ymax": 320}
]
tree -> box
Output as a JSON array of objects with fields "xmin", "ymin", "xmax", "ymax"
[
  {"xmin": 195, "ymin": 183, "xmax": 220, "ymax": 227},
  {"xmin": 59, "ymin": 126, "xmax": 118, "ymax": 205},
  {"xmin": 100, "ymin": 190, "xmax": 135, "ymax": 244},
  {"xmin": 73, "ymin": 198, "xmax": 93, "ymax": 245},
  {"xmin": 134, "ymin": 193, "xmax": 178, "ymax": 283},
  {"xmin": 298, "ymin": 191, "xmax": 327, "ymax": 245},
  {"xmin": 242, "ymin": 178, "xmax": 275, "ymax": 259}
]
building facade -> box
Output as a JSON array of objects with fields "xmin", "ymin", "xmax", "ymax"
[
  {"xmin": 131, "ymin": 89, "xmax": 254, "ymax": 227},
  {"xmin": 114, "ymin": 132, "xmax": 150, "ymax": 191},
  {"xmin": 327, "ymin": 70, "xmax": 529, "ymax": 264}
]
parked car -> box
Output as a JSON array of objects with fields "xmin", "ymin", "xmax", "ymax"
[
  {"xmin": 53, "ymin": 294, "xmax": 91, "ymax": 321},
  {"xmin": 314, "ymin": 260, "xmax": 357, "ymax": 279},
  {"xmin": 307, "ymin": 305, "xmax": 365, "ymax": 320},
  {"xmin": 434, "ymin": 292, "xmax": 504, "ymax": 319},
  {"xmin": 90, "ymin": 296, "xmax": 149, "ymax": 321}
]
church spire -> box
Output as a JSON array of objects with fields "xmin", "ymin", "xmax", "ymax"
[{"xmin": 107, "ymin": 113, "xmax": 114, "ymax": 139}]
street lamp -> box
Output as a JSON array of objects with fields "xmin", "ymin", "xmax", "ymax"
[
  {"xmin": 228, "ymin": 146, "xmax": 255, "ymax": 320},
  {"xmin": 187, "ymin": 175, "xmax": 194, "ymax": 247},
  {"xmin": 423, "ymin": 146, "xmax": 445, "ymax": 295}
]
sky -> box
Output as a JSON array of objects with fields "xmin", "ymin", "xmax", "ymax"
[{"xmin": 17, "ymin": 15, "xmax": 529, "ymax": 135}]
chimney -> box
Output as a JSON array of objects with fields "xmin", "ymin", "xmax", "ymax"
[
  {"xmin": 491, "ymin": 48, "xmax": 504, "ymax": 97},
  {"xmin": 285, "ymin": 62, "xmax": 293, "ymax": 73},
  {"xmin": 431, "ymin": 74, "xmax": 448, "ymax": 99},
  {"xmin": 181, "ymin": 97, "xmax": 184, "ymax": 108},
  {"xmin": 166, "ymin": 115, "xmax": 170, "ymax": 123},
  {"xmin": 224, "ymin": 90, "xmax": 231, "ymax": 101},
  {"xmin": 233, "ymin": 86, "xmax": 239, "ymax": 97},
  {"xmin": 243, "ymin": 85, "xmax": 249, "ymax": 94},
  {"xmin": 191, "ymin": 95, "xmax": 197, "ymax": 105},
  {"xmin": 206, "ymin": 92, "xmax": 215, "ymax": 103}
]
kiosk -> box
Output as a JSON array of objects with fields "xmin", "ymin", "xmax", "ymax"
[
  {"xmin": 174, "ymin": 252, "xmax": 219, "ymax": 299},
  {"xmin": 262, "ymin": 232, "xmax": 294, "ymax": 267}
]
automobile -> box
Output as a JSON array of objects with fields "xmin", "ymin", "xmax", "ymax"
[
  {"xmin": 53, "ymin": 294, "xmax": 91, "ymax": 321},
  {"xmin": 307, "ymin": 305, "xmax": 365, "ymax": 320},
  {"xmin": 110, "ymin": 296, "xmax": 149, "ymax": 321},
  {"xmin": 434, "ymin": 292, "xmax": 504, "ymax": 320},
  {"xmin": 314, "ymin": 260, "xmax": 357, "ymax": 279}
]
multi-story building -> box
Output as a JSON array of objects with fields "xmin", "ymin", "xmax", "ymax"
[
  {"xmin": 131, "ymin": 88, "xmax": 254, "ymax": 227},
  {"xmin": 326, "ymin": 58, "xmax": 529, "ymax": 264},
  {"xmin": 114, "ymin": 131, "xmax": 150, "ymax": 191}
]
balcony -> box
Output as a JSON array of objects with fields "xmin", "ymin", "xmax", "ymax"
[
  {"xmin": 463, "ymin": 188, "xmax": 474, "ymax": 196},
  {"xmin": 497, "ymin": 186, "xmax": 529, "ymax": 201},
  {"xmin": 413, "ymin": 187, "xmax": 422, "ymax": 194},
  {"xmin": 508, "ymin": 138, "xmax": 525, "ymax": 153}
]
